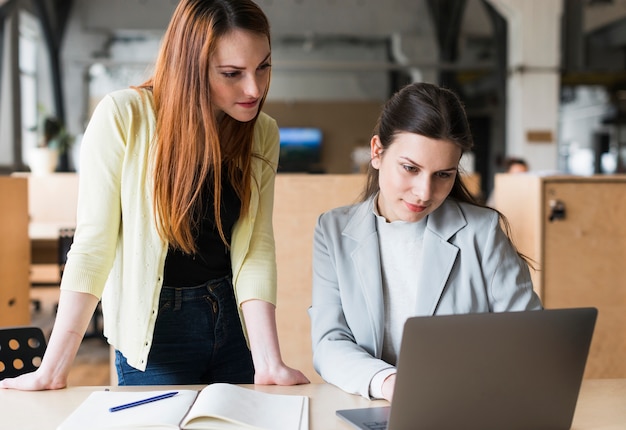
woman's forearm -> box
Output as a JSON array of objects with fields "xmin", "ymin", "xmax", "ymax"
[
  {"xmin": 241, "ymin": 299, "xmax": 284, "ymax": 369},
  {"xmin": 0, "ymin": 289, "xmax": 100, "ymax": 390},
  {"xmin": 42, "ymin": 290, "xmax": 101, "ymax": 383},
  {"xmin": 241, "ymin": 299, "xmax": 309, "ymax": 385}
]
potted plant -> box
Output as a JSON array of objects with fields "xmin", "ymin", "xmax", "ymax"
[{"xmin": 28, "ymin": 116, "xmax": 74, "ymax": 175}]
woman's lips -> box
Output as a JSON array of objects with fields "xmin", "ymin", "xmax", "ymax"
[
  {"xmin": 404, "ymin": 201, "xmax": 427, "ymax": 213},
  {"xmin": 238, "ymin": 99, "xmax": 259, "ymax": 109}
]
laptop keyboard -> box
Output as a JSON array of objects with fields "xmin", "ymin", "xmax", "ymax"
[{"xmin": 362, "ymin": 421, "xmax": 388, "ymax": 430}]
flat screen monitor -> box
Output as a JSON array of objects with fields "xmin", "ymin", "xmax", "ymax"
[{"xmin": 277, "ymin": 127, "xmax": 323, "ymax": 173}]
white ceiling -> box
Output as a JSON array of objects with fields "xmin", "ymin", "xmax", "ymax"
[{"xmin": 78, "ymin": 0, "xmax": 493, "ymax": 38}]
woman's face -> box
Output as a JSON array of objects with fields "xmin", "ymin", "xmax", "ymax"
[
  {"xmin": 371, "ymin": 132, "xmax": 462, "ymax": 223},
  {"xmin": 209, "ymin": 29, "xmax": 271, "ymax": 122}
]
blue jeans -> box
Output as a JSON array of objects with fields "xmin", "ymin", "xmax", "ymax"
[{"xmin": 115, "ymin": 276, "xmax": 254, "ymax": 385}]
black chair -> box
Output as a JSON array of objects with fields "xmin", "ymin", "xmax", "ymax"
[{"xmin": 0, "ymin": 326, "xmax": 47, "ymax": 380}]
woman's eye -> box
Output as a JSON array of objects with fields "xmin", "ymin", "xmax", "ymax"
[
  {"xmin": 258, "ymin": 62, "xmax": 272, "ymax": 71},
  {"xmin": 222, "ymin": 71, "xmax": 240, "ymax": 78},
  {"xmin": 436, "ymin": 171, "xmax": 453, "ymax": 179},
  {"xmin": 402, "ymin": 164, "xmax": 417, "ymax": 173}
]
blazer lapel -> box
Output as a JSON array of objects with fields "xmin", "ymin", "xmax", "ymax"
[
  {"xmin": 415, "ymin": 199, "xmax": 467, "ymax": 316},
  {"xmin": 343, "ymin": 200, "xmax": 385, "ymax": 352}
]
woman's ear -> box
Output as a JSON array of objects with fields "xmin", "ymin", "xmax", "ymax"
[{"xmin": 370, "ymin": 135, "xmax": 383, "ymax": 169}]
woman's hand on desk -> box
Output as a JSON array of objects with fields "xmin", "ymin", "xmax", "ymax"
[
  {"xmin": 0, "ymin": 368, "xmax": 64, "ymax": 390},
  {"xmin": 0, "ymin": 290, "xmax": 100, "ymax": 391},
  {"xmin": 253, "ymin": 361, "xmax": 310, "ymax": 386},
  {"xmin": 241, "ymin": 300, "xmax": 310, "ymax": 386}
]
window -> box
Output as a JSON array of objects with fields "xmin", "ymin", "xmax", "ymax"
[{"xmin": 19, "ymin": 10, "xmax": 40, "ymax": 162}]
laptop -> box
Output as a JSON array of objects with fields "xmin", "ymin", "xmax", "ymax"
[{"xmin": 336, "ymin": 307, "xmax": 597, "ymax": 430}]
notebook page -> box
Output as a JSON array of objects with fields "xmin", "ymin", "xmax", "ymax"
[
  {"xmin": 182, "ymin": 383, "xmax": 308, "ymax": 430},
  {"xmin": 57, "ymin": 389, "xmax": 198, "ymax": 430}
]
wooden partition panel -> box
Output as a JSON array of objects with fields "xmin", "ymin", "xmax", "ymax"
[
  {"xmin": 0, "ymin": 177, "xmax": 30, "ymax": 327},
  {"xmin": 494, "ymin": 173, "xmax": 626, "ymax": 378},
  {"xmin": 493, "ymin": 174, "xmax": 544, "ymax": 296},
  {"xmin": 541, "ymin": 179, "xmax": 626, "ymax": 379},
  {"xmin": 273, "ymin": 174, "xmax": 366, "ymax": 382}
]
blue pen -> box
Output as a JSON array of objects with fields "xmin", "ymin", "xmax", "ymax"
[{"xmin": 109, "ymin": 391, "xmax": 179, "ymax": 412}]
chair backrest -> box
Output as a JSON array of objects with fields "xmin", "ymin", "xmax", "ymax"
[
  {"xmin": 58, "ymin": 227, "xmax": 76, "ymax": 278},
  {"xmin": 0, "ymin": 326, "xmax": 47, "ymax": 380}
]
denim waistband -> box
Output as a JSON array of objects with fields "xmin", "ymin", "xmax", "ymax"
[{"xmin": 160, "ymin": 275, "xmax": 233, "ymax": 310}]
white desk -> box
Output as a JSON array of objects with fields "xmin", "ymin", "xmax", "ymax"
[{"xmin": 1, "ymin": 380, "xmax": 625, "ymax": 430}]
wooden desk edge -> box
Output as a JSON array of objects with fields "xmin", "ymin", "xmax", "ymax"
[{"xmin": 1, "ymin": 380, "xmax": 624, "ymax": 430}]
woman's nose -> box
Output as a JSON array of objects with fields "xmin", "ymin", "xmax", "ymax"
[
  {"xmin": 412, "ymin": 176, "xmax": 432, "ymax": 202},
  {"xmin": 243, "ymin": 75, "xmax": 262, "ymax": 98}
]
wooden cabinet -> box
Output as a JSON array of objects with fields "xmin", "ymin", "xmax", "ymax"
[
  {"xmin": 494, "ymin": 174, "xmax": 626, "ymax": 378},
  {"xmin": 0, "ymin": 177, "xmax": 30, "ymax": 327}
]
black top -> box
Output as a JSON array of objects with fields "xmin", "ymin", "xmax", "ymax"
[{"xmin": 163, "ymin": 168, "xmax": 242, "ymax": 286}]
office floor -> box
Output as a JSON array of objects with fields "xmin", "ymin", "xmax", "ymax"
[{"xmin": 30, "ymin": 286, "xmax": 110, "ymax": 386}]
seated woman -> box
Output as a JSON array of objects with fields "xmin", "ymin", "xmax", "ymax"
[{"xmin": 308, "ymin": 82, "xmax": 542, "ymax": 402}]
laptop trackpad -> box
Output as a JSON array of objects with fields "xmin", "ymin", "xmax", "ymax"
[{"xmin": 336, "ymin": 406, "xmax": 391, "ymax": 430}]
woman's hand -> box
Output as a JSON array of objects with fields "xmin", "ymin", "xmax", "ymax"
[
  {"xmin": 253, "ymin": 361, "xmax": 310, "ymax": 385},
  {"xmin": 0, "ymin": 368, "xmax": 66, "ymax": 391},
  {"xmin": 381, "ymin": 373, "xmax": 396, "ymax": 402},
  {"xmin": 242, "ymin": 300, "xmax": 310, "ymax": 386},
  {"xmin": 0, "ymin": 290, "xmax": 100, "ymax": 391}
]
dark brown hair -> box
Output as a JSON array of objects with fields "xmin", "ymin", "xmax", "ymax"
[
  {"xmin": 363, "ymin": 82, "xmax": 535, "ymax": 268},
  {"xmin": 362, "ymin": 82, "xmax": 477, "ymax": 204}
]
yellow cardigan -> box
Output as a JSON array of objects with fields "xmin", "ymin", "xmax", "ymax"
[{"xmin": 60, "ymin": 88, "xmax": 280, "ymax": 370}]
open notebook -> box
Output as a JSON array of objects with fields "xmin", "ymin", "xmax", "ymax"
[
  {"xmin": 337, "ymin": 307, "xmax": 597, "ymax": 430},
  {"xmin": 58, "ymin": 383, "xmax": 308, "ymax": 430}
]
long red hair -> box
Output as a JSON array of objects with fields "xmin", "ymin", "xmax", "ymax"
[{"xmin": 138, "ymin": 0, "xmax": 271, "ymax": 254}]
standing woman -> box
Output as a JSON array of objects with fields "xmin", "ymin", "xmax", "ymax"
[
  {"xmin": 309, "ymin": 82, "xmax": 541, "ymax": 401},
  {"xmin": 1, "ymin": 0, "xmax": 308, "ymax": 390}
]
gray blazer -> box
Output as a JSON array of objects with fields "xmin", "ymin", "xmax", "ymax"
[{"xmin": 308, "ymin": 197, "xmax": 542, "ymax": 398}]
